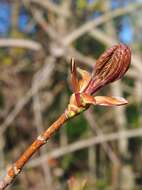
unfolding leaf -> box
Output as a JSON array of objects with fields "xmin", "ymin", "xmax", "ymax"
[{"xmin": 94, "ymin": 96, "xmax": 128, "ymax": 106}]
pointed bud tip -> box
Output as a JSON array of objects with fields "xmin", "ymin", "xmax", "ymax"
[{"xmin": 70, "ymin": 58, "xmax": 76, "ymax": 73}]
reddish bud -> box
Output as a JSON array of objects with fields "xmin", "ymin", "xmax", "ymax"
[{"xmin": 84, "ymin": 43, "xmax": 131, "ymax": 95}]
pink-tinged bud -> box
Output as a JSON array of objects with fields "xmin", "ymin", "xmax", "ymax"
[{"xmin": 84, "ymin": 43, "xmax": 131, "ymax": 95}]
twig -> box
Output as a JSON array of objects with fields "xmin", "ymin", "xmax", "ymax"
[
  {"xmin": 0, "ymin": 39, "xmax": 42, "ymax": 51},
  {"xmin": 0, "ymin": 112, "xmax": 68, "ymax": 190}
]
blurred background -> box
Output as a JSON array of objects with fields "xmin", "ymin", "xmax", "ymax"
[{"xmin": 0, "ymin": 0, "xmax": 142, "ymax": 189}]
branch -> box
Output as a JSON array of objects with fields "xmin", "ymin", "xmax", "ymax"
[
  {"xmin": 0, "ymin": 60, "xmax": 55, "ymax": 134},
  {"xmin": 0, "ymin": 39, "xmax": 42, "ymax": 51},
  {"xmin": 0, "ymin": 113, "xmax": 67, "ymax": 190},
  {"xmin": 63, "ymin": 2, "xmax": 142, "ymax": 45},
  {"xmin": 29, "ymin": 7, "xmax": 96, "ymax": 67},
  {"xmin": 28, "ymin": 127, "xmax": 142, "ymax": 168},
  {"xmin": 28, "ymin": 0, "xmax": 69, "ymax": 17},
  {"xmin": 84, "ymin": 108, "xmax": 120, "ymax": 165},
  {"xmin": 32, "ymin": 80, "xmax": 53, "ymax": 188}
]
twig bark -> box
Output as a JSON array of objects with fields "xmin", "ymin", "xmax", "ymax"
[{"xmin": 0, "ymin": 113, "xmax": 67, "ymax": 190}]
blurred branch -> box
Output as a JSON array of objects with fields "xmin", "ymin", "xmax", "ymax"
[
  {"xmin": 0, "ymin": 58, "xmax": 55, "ymax": 134},
  {"xmin": 25, "ymin": 0, "xmax": 142, "ymax": 76},
  {"xmin": 33, "ymin": 90, "xmax": 53, "ymax": 189},
  {"xmin": 84, "ymin": 108, "xmax": 120, "ymax": 165},
  {"xmin": 28, "ymin": 127, "xmax": 142, "ymax": 168},
  {"xmin": 30, "ymin": 8, "xmax": 59, "ymax": 41},
  {"xmin": 30, "ymin": 8, "xmax": 95, "ymax": 67},
  {"xmin": 28, "ymin": 0, "xmax": 69, "ymax": 17},
  {"xmin": 63, "ymin": 2, "xmax": 142, "ymax": 45},
  {"xmin": 0, "ymin": 39, "xmax": 42, "ymax": 51},
  {"xmin": 31, "ymin": 4, "xmax": 142, "ymax": 76}
]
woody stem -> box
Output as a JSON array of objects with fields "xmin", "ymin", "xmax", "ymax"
[{"xmin": 0, "ymin": 112, "xmax": 68, "ymax": 190}]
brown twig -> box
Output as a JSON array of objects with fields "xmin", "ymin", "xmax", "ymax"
[{"xmin": 0, "ymin": 112, "xmax": 68, "ymax": 190}]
